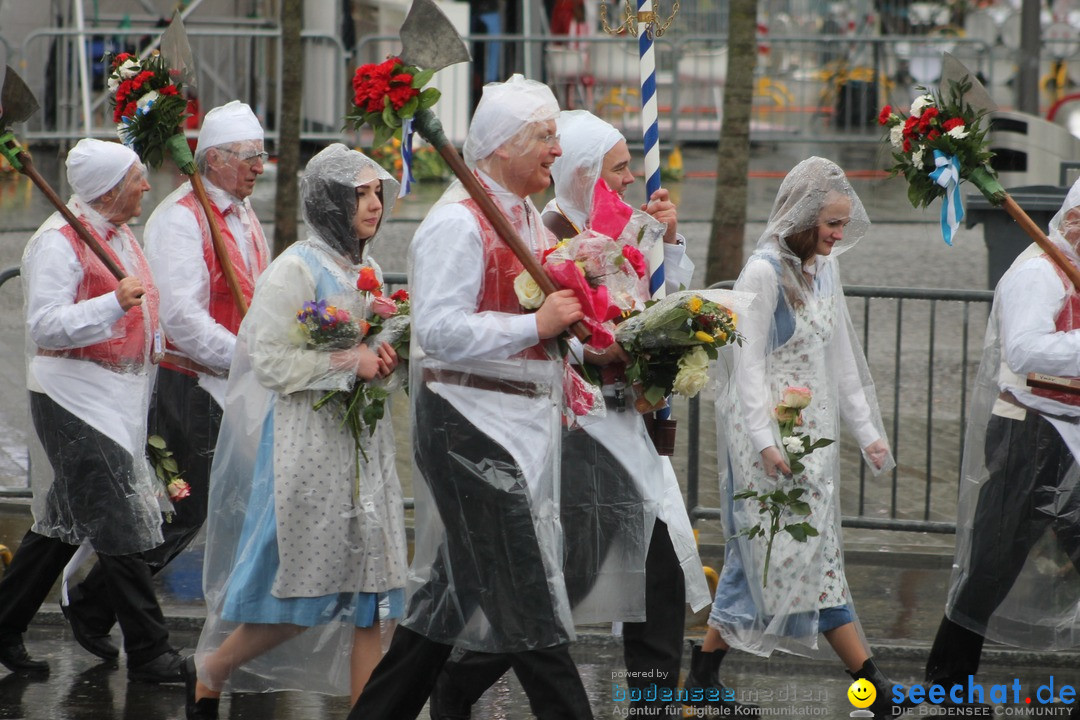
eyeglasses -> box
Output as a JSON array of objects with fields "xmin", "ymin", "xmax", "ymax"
[
  {"xmin": 538, "ymin": 134, "xmax": 560, "ymax": 147},
  {"xmin": 223, "ymin": 150, "xmax": 269, "ymax": 165}
]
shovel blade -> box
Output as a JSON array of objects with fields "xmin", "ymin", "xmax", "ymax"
[
  {"xmin": 939, "ymin": 52, "xmax": 997, "ymax": 115},
  {"xmin": 399, "ymin": 0, "xmax": 470, "ymax": 72},
  {"xmin": 1, "ymin": 65, "xmax": 40, "ymax": 128}
]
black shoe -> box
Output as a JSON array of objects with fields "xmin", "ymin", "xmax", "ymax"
[
  {"xmin": 430, "ymin": 668, "xmax": 472, "ymax": 719},
  {"xmin": 128, "ymin": 649, "xmax": 184, "ymax": 683},
  {"xmin": 682, "ymin": 641, "xmax": 759, "ymax": 716},
  {"xmin": 850, "ymin": 658, "xmax": 920, "ymax": 719},
  {"xmin": 183, "ymin": 655, "xmax": 220, "ymax": 720},
  {"xmin": 61, "ymin": 602, "xmax": 119, "ymax": 660},
  {"xmin": 0, "ymin": 640, "xmax": 49, "ymax": 675}
]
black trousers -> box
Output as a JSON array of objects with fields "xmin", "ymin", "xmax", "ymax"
[
  {"xmin": 438, "ymin": 427, "xmax": 687, "ymax": 709},
  {"xmin": 407, "ymin": 384, "xmax": 571, "ymax": 649},
  {"xmin": 0, "ymin": 529, "xmax": 170, "ymax": 666},
  {"xmin": 347, "ymin": 626, "xmax": 593, "ymax": 720},
  {"xmin": 926, "ymin": 412, "xmax": 1080, "ymax": 683},
  {"xmin": 70, "ymin": 368, "xmax": 221, "ymax": 635}
]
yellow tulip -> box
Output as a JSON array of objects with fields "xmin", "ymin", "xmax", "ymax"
[{"xmin": 695, "ymin": 331, "xmax": 715, "ymax": 343}]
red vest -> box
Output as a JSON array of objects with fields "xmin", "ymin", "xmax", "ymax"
[
  {"xmin": 461, "ymin": 195, "xmax": 550, "ymax": 361},
  {"xmin": 176, "ymin": 191, "xmax": 267, "ymax": 335},
  {"xmin": 1030, "ymin": 256, "xmax": 1080, "ymax": 406},
  {"xmin": 44, "ymin": 221, "xmax": 160, "ymax": 372}
]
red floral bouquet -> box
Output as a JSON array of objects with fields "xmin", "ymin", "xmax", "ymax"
[
  {"xmin": 104, "ymin": 51, "xmax": 193, "ymax": 171},
  {"xmin": 345, "ymin": 56, "xmax": 440, "ymax": 147}
]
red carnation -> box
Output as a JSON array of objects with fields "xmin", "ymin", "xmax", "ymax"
[
  {"xmin": 902, "ymin": 115, "xmax": 918, "ymax": 138},
  {"xmin": 926, "ymin": 129, "xmax": 941, "ymax": 141},
  {"xmin": 158, "ymin": 85, "xmax": 179, "ymax": 96},
  {"xmin": 942, "ymin": 117, "xmax": 965, "ymax": 132},
  {"xmin": 878, "ymin": 105, "xmax": 892, "ymax": 126},
  {"xmin": 388, "ymin": 83, "xmax": 419, "ymax": 110},
  {"xmin": 390, "ymin": 289, "xmax": 409, "ymax": 303},
  {"xmin": 917, "ymin": 107, "xmax": 939, "ymax": 134},
  {"xmin": 132, "ymin": 70, "xmax": 154, "ymax": 91},
  {"xmin": 902, "ymin": 138, "xmax": 911, "ymax": 153}
]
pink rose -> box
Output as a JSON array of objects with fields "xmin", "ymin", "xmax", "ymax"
[
  {"xmin": 371, "ymin": 295, "xmax": 398, "ymax": 319},
  {"xmin": 621, "ymin": 244, "xmax": 648, "ymax": 279}
]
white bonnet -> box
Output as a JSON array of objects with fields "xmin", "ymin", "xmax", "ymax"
[{"xmin": 65, "ymin": 138, "xmax": 138, "ymax": 202}]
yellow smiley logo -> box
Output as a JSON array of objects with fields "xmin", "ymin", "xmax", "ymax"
[{"xmin": 847, "ymin": 678, "xmax": 877, "ymax": 709}]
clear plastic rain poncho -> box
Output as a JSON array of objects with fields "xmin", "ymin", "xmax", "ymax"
[
  {"xmin": 22, "ymin": 139, "xmax": 163, "ymax": 557},
  {"xmin": 402, "ymin": 75, "xmax": 575, "ymax": 652},
  {"xmin": 540, "ymin": 109, "xmax": 711, "ymax": 622},
  {"xmin": 194, "ymin": 144, "xmax": 407, "ymax": 695},
  {"xmin": 944, "ymin": 177, "xmax": 1080, "ymax": 651},
  {"xmin": 710, "ymin": 156, "xmax": 894, "ymax": 657}
]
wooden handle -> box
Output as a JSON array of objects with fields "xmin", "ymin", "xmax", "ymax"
[
  {"xmin": 189, "ymin": 171, "xmax": 248, "ymax": 317},
  {"xmin": 17, "ymin": 151, "xmax": 127, "ymax": 281},
  {"xmin": 433, "ymin": 143, "xmax": 591, "ymax": 343},
  {"xmin": 1001, "ymin": 194, "xmax": 1080, "ymax": 290}
]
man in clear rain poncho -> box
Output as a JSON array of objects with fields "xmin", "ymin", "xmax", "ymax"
[
  {"xmin": 60, "ymin": 101, "xmax": 270, "ymax": 664},
  {"xmin": 347, "ymin": 75, "xmax": 593, "ymax": 720},
  {"xmin": 924, "ymin": 176, "xmax": 1080, "ymax": 700},
  {"xmin": 429, "ymin": 109, "xmax": 711, "ymax": 718},
  {"xmin": 0, "ymin": 139, "xmax": 184, "ymax": 682}
]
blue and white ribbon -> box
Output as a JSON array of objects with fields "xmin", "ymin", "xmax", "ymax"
[
  {"xmin": 398, "ymin": 116, "xmax": 414, "ymax": 199},
  {"xmin": 928, "ymin": 149, "xmax": 964, "ymax": 246}
]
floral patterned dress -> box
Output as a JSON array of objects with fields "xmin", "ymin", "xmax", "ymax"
[{"xmin": 710, "ymin": 252, "xmax": 888, "ymax": 657}]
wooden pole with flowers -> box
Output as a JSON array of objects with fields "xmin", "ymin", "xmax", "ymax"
[
  {"xmin": 105, "ymin": 17, "xmax": 250, "ymax": 316},
  {"xmin": 347, "ymin": 0, "xmax": 590, "ymax": 342},
  {"xmin": 879, "ymin": 53, "xmax": 1080, "ymax": 290}
]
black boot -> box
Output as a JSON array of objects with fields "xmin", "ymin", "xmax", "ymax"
[
  {"xmin": 849, "ymin": 658, "xmax": 918, "ymax": 719},
  {"xmin": 682, "ymin": 641, "xmax": 759, "ymax": 716}
]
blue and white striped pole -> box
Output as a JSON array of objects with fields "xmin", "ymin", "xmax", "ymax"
[{"xmin": 637, "ymin": 0, "xmax": 666, "ymax": 301}]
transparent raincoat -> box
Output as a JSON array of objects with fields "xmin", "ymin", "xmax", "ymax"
[
  {"xmin": 402, "ymin": 75, "xmax": 574, "ymax": 652},
  {"xmin": 22, "ymin": 144, "xmax": 163, "ymax": 557},
  {"xmin": 946, "ymin": 178, "xmax": 1080, "ymax": 650},
  {"xmin": 710, "ymin": 157, "xmax": 894, "ymax": 657},
  {"xmin": 541, "ymin": 109, "xmax": 711, "ymax": 622},
  {"xmin": 194, "ymin": 144, "xmax": 407, "ymax": 694}
]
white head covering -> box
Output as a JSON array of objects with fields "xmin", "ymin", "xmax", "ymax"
[
  {"xmin": 1048, "ymin": 173, "xmax": 1080, "ymax": 257},
  {"xmin": 550, "ymin": 110, "xmax": 625, "ymax": 231},
  {"xmin": 65, "ymin": 138, "xmax": 138, "ymax": 203},
  {"xmin": 462, "ymin": 74, "xmax": 559, "ymax": 168},
  {"xmin": 195, "ymin": 100, "xmax": 264, "ymax": 157}
]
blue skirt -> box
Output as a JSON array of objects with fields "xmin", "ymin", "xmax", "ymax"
[{"xmin": 221, "ymin": 413, "xmax": 404, "ymax": 628}]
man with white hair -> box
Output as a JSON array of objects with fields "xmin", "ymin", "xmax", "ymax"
[
  {"xmin": 61, "ymin": 102, "xmax": 270, "ymax": 664},
  {"xmin": 0, "ymin": 139, "xmax": 182, "ymax": 682},
  {"xmin": 347, "ymin": 75, "xmax": 592, "ymax": 720}
]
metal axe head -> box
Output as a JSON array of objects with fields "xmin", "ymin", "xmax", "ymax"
[
  {"xmin": 1, "ymin": 65, "xmax": 40, "ymax": 129},
  {"xmin": 939, "ymin": 52, "xmax": 997, "ymax": 115},
  {"xmin": 399, "ymin": 0, "xmax": 470, "ymax": 72},
  {"xmin": 158, "ymin": 10, "xmax": 198, "ymax": 92}
]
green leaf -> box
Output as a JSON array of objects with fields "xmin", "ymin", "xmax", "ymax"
[
  {"xmin": 419, "ymin": 87, "xmax": 441, "ymax": 110},
  {"xmin": 788, "ymin": 500, "xmax": 812, "ymax": 515},
  {"xmin": 412, "ymin": 68, "xmax": 435, "ymax": 88},
  {"xmin": 147, "ymin": 435, "xmax": 167, "ymax": 449},
  {"xmin": 785, "ymin": 524, "xmax": 808, "ymax": 542},
  {"xmin": 400, "ymin": 96, "xmax": 419, "ymax": 119},
  {"xmin": 162, "ymin": 458, "xmax": 179, "ymax": 473}
]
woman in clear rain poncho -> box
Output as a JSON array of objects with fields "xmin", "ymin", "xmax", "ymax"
[
  {"xmin": 924, "ymin": 176, "xmax": 1080, "ymax": 693},
  {"xmin": 185, "ymin": 144, "xmax": 406, "ymax": 719},
  {"xmin": 691, "ymin": 157, "xmax": 908, "ymax": 718}
]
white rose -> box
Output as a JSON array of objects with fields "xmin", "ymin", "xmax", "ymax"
[
  {"xmin": 909, "ymin": 94, "xmax": 934, "ymax": 118},
  {"xmin": 672, "ymin": 346, "xmax": 710, "ymax": 397},
  {"xmin": 513, "ymin": 269, "xmax": 544, "ymax": 310},
  {"xmin": 119, "ymin": 59, "xmax": 140, "ymax": 79},
  {"xmin": 946, "ymin": 126, "xmax": 969, "ymax": 140},
  {"xmin": 889, "ymin": 125, "xmax": 904, "ymax": 149},
  {"xmin": 783, "ymin": 435, "xmax": 803, "ymax": 454}
]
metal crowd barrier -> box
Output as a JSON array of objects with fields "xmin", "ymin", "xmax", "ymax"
[
  {"xmin": 1, "ymin": 266, "xmax": 994, "ymax": 535},
  {"xmin": 685, "ymin": 283, "xmax": 994, "ymax": 536}
]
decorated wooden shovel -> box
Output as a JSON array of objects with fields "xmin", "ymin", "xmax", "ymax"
[{"xmin": 357, "ymin": 0, "xmax": 590, "ymax": 342}]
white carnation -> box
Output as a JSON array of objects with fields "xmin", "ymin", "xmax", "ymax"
[
  {"xmin": 118, "ymin": 59, "xmax": 140, "ymax": 79},
  {"xmin": 107, "ymin": 75, "xmax": 119, "ymax": 92},
  {"xmin": 889, "ymin": 125, "xmax": 904, "ymax": 149},
  {"xmin": 946, "ymin": 126, "xmax": 969, "ymax": 140},
  {"xmin": 911, "ymin": 148, "xmax": 924, "ymax": 169},
  {"xmin": 909, "ymin": 94, "xmax": 934, "ymax": 118},
  {"xmin": 783, "ymin": 435, "xmax": 803, "ymax": 454}
]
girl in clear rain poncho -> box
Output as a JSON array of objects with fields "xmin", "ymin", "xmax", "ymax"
[
  {"xmin": 185, "ymin": 144, "xmax": 406, "ymax": 719},
  {"xmin": 690, "ymin": 157, "xmax": 912, "ymax": 719}
]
